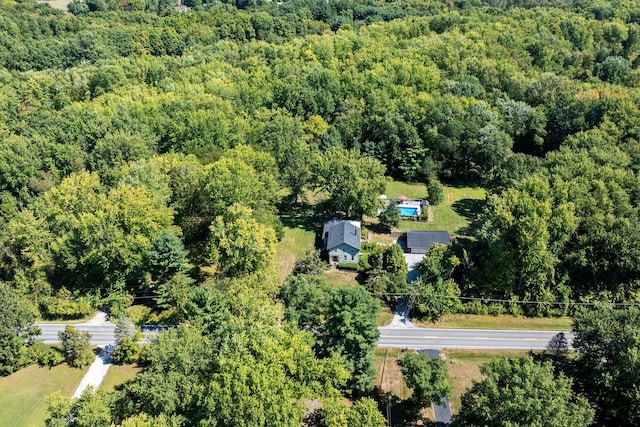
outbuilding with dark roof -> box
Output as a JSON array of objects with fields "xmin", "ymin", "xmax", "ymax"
[{"xmin": 406, "ymin": 230, "xmax": 452, "ymax": 254}]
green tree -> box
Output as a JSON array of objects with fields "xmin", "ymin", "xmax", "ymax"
[
  {"xmin": 319, "ymin": 286, "xmax": 380, "ymax": 393},
  {"xmin": 320, "ymin": 397, "xmax": 386, "ymax": 427},
  {"xmin": 409, "ymin": 244, "xmax": 462, "ymax": 321},
  {"xmin": 112, "ymin": 314, "xmax": 140, "ymax": 364},
  {"xmin": 426, "ymin": 178, "xmax": 444, "ymax": 205},
  {"xmin": 401, "ymin": 352, "xmax": 451, "ymax": 407},
  {"xmin": 0, "ymin": 283, "xmax": 39, "ymax": 376},
  {"xmin": 147, "ymin": 230, "xmax": 188, "ymax": 285},
  {"xmin": 378, "ymin": 204, "xmax": 400, "ymax": 231},
  {"xmin": 59, "ymin": 325, "xmax": 94, "ymax": 368},
  {"xmin": 452, "ymin": 357, "xmax": 594, "ymax": 427},
  {"xmin": 280, "ymin": 274, "xmax": 330, "ymax": 329},
  {"xmin": 311, "ymin": 148, "xmax": 386, "ymax": 218},
  {"xmin": 46, "ymin": 389, "xmax": 112, "ymax": 427},
  {"xmin": 207, "ymin": 204, "xmax": 277, "ymax": 277},
  {"xmin": 115, "ymin": 323, "xmax": 347, "ymax": 426},
  {"xmin": 292, "ymin": 250, "xmax": 328, "ymax": 276},
  {"xmin": 572, "ymin": 305, "xmax": 640, "ymax": 425},
  {"xmin": 365, "ymin": 244, "xmax": 407, "ymax": 297}
]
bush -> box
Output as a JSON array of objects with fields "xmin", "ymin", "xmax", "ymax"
[
  {"xmin": 426, "ymin": 179, "xmax": 444, "ymax": 205},
  {"xmin": 21, "ymin": 342, "xmax": 64, "ymax": 367},
  {"xmin": 40, "ymin": 288, "xmax": 95, "ymax": 320},
  {"xmin": 112, "ymin": 337, "xmax": 140, "ymax": 364},
  {"xmin": 464, "ymin": 300, "xmax": 489, "ymax": 315},
  {"xmin": 361, "ymin": 242, "xmax": 378, "ymax": 253},
  {"xmin": 338, "ymin": 262, "xmax": 359, "ymax": 270},
  {"xmin": 487, "ymin": 303, "xmax": 506, "ymax": 315},
  {"xmin": 293, "ymin": 250, "xmax": 328, "ymax": 276}
]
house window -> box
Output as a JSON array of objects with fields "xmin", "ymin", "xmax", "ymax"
[{"xmin": 344, "ymin": 255, "xmax": 347, "ymax": 261}]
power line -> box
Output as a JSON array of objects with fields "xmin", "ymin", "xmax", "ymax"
[{"xmin": 373, "ymin": 293, "xmax": 640, "ymax": 307}]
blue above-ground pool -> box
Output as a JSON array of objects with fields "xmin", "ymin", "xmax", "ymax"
[{"xmin": 398, "ymin": 206, "xmax": 419, "ymax": 217}]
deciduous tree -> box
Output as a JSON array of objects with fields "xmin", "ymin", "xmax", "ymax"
[{"xmin": 452, "ymin": 356, "xmax": 593, "ymax": 427}]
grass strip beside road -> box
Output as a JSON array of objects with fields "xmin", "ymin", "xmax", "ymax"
[
  {"xmin": 0, "ymin": 363, "xmax": 89, "ymax": 427},
  {"xmin": 414, "ymin": 314, "xmax": 573, "ymax": 331}
]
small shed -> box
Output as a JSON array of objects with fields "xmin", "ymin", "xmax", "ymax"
[
  {"xmin": 323, "ymin": 219, "xmax": 361, "ymax": 265},
  {"xmin": 406, "ymin": 230, "xmax": 451, "ymax": 254}
]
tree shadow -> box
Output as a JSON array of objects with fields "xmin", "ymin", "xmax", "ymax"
[
  {"xmin": 452, "ymin": 198, "xmax": 485, "ymax": 237},
  {"xmin": 278, "ymin": 198, "xmax": 341, "ymax": 231},
  {"xmin": 451, "ymin": 198, "xmax": 484, "ymax": 220},
  {"xmin": 368, "ymin": 387, "xmax": 428, "ymax": 426}
]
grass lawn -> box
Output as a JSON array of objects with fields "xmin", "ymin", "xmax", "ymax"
[
  {"xmin": 0, "ymin": 363, "xmax": 89, "ymax": 427},
  {"xmin": 414, "ymin": 314, "xmax": 573, "ymax": 331},
  {"xmin": 374, "ymin": 348, "xmax": 436, "ymax": 425},
  {"xmin": 397, "ymin": 185, "xmax": 486, "ymax": 236},
  {"xmin": 385, "ymin": 181, "xmax": 427, "ymax": 199},
  {"xmin": 322, "ymin": 268, "xmax": 360, "ymax": 287},
  {"xmin": 274, "ymin": 226, "xmax": 316, "ymax": 281},
  {"xmin": 100, "ymin": 364, "xmax": 142, "ymax": 393},
  {"xmin": 442, "ymin": 349, "xmax": 531, "ymax": 413}
]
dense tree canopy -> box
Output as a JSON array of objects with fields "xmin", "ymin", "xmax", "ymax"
[
  {"xmin": 3, "ymin": 0, "xmax": 640, "ymax": 422},
  {"xmin": 572, "ymin": 305, "xmax": 640, "ymax": 426},
  {"xmin": 452, "ymin": 356, "xmax": 594, "ymax": 427}
]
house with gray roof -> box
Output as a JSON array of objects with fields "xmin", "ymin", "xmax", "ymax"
[
  {"xmin": 406, "ymin": 230, "xmax": 452, "ymax": 254},
  {"xmin": 323, "ymin": 219, "xmax": 361, "ymax": 265}
]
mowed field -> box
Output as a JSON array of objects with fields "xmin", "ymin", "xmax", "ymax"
[{"xmin": 0, "ymin": 363, "xmax": 88, "ymax": 427}]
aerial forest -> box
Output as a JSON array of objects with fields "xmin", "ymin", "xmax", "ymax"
[{"xmin": 1, "ymin": 0, "xmax": 640, "ymax": 424}]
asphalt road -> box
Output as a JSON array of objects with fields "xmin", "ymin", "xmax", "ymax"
[
  {"xmin": 35, "ymin": 324, "xmax": 171, "ymax": 346},
  {"xmin": 36, "ymin": 323, "xmax": 572, "ymax": 350},
  {"xmin": 378, "ymin": 326, "xmax": 573, "ymax": 350},
  {"xmin": 37, "ymin": 324, "xmax": 117, "ymax": 346}
]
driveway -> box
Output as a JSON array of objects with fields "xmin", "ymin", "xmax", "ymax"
[{"xmin": 396, "ymin": 237, "xmax": 424, "ymax": 282}]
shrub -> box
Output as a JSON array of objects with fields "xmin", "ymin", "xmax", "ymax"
[
  {"xmin": 487, "ymin": 303, "xmax": 506, "ymax": 315},
  {"xmin": 464, "ymin": 300, "xmax": 488, "ymax": 315},
  {"xmin": 361, "ymin": 228, "xmax": 368, "ymax": 240},
  {"xmin": 21, "ymin": 342, "xmax": 64, "ymax": 367},
  {"xmin": 426, "ymin": 178, "xmax": 444, "ymax": 205},
  {"xmin": 338, "ymin": 262, "xmax": 359, "ymax": 270},
  {"xmin": 293, "ymin": 250, "xmax": 328, "ymax": 276},
  {"xmin": 40, "ymin": 288, "xmax": 95, "ymax": 320},
  {"xmin": 112, "ymin": 337, "xmax": 140, "ymax": 364}
]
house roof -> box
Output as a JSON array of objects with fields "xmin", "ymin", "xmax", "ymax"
[
  {"xmin": 406, "ymin": 230, "xmax": 451, "ymax": 250},
  {"xmin": 324, "ymin": 220, "xmax": 361, "ymax": 251}
]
